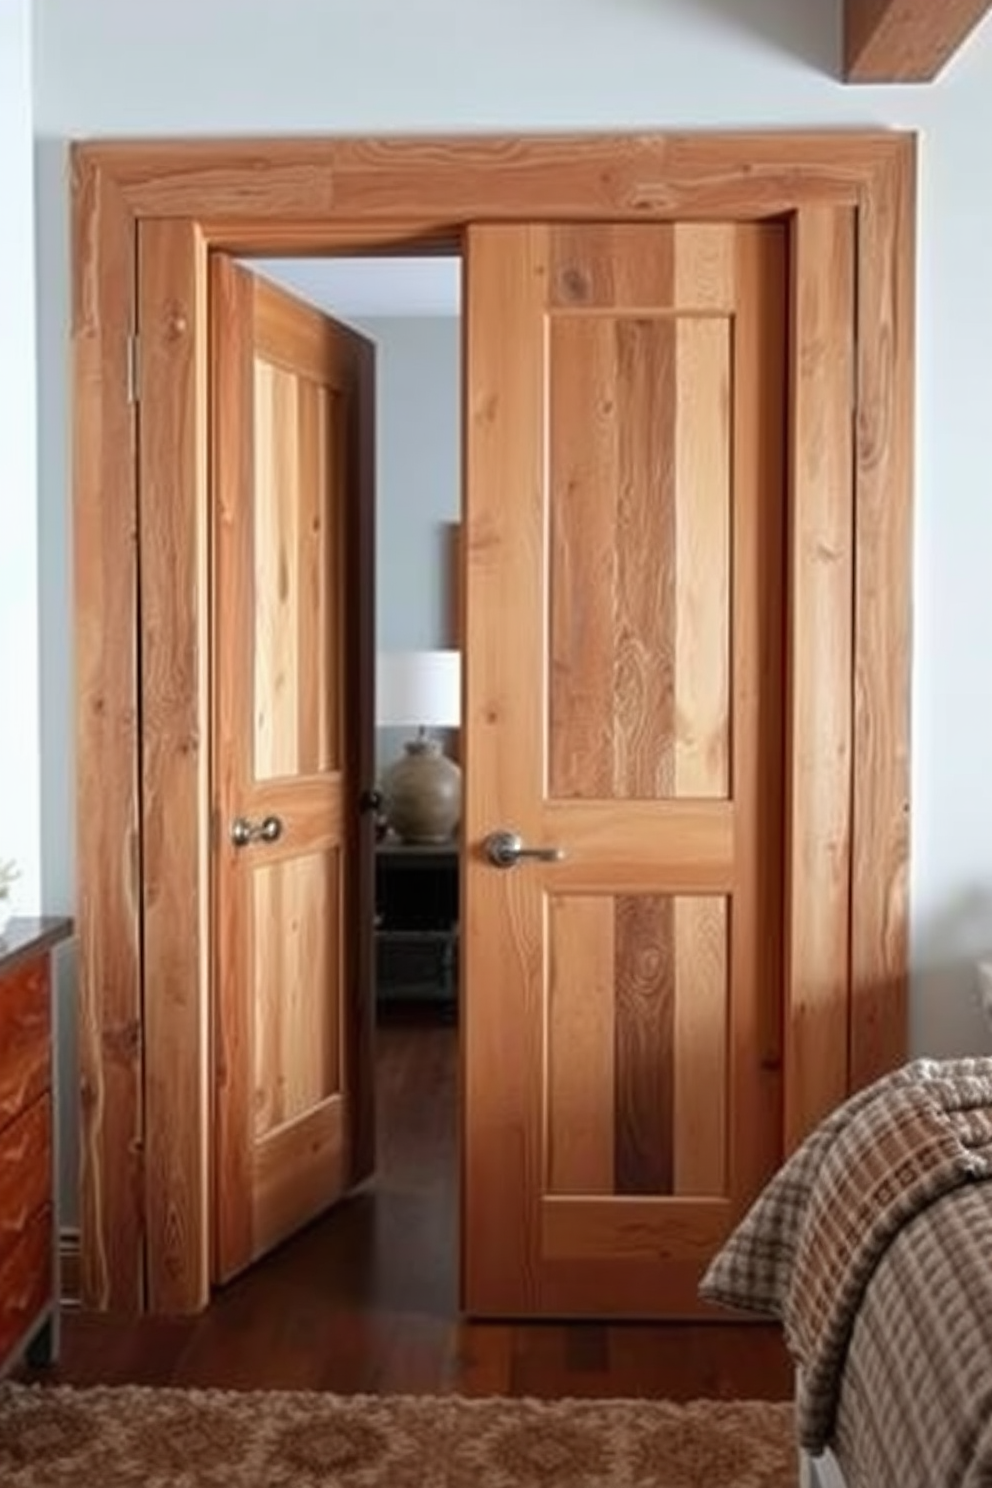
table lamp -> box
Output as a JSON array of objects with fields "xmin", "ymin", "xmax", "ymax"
[{"xmin": 376, "ymin": 650, "xmax": 461, "ymax": 843}]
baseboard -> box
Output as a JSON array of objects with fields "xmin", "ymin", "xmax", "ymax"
[{"xmin": 59, "ymin": 1227, "xmax": 81, "ymax": 1309}]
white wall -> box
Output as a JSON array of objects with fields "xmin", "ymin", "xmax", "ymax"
[
  {"xmin": 0, "ymin": 0, "xmax": 39, "ymax": 915},
  {"xmin": 21, "ymin": 0, "xmax": 992, "ymax": 1154}
]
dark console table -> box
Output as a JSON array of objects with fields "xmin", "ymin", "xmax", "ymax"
[{"xmin": 374, "ymin": 841, "xmax": 458, "ymax": 1012}]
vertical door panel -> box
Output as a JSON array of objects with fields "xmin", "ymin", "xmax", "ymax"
[
  {"xmin": 211, "ymin": 261, "xmax": 375, "ymax": 1283},
  {"xmin": 463, "ymin": 222, "xmax": 788, "ymax": 1317}
]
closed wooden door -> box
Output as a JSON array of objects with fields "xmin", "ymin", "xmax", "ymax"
[
  {"xmin": 211, "ymin": 259, "xmax": 376, "ymax": 1283},
  {"xmin": 462, "ymin": 223, "xmax": 787, "ymax": 1317}
]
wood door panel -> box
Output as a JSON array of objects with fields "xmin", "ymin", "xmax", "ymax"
[
  {"xmin": 613, "ymin": 894, "xmax": 677, "ymax": 1196},
  {"xmin": 252, "ymin": 849, "xmax": 342, "ymax": 1138},
  {"xmin": 548, "ymin": 312, "xmax": 730, "ymax": 803},
  {"xmin": 252, "ymin": 1098, "xmax": 345, "ymax": 1259},
  {"xmin": 252, "ymin": 361, "xmax": 341, "ymax": 782},
  {"xmin": 546, "ymin": 897, "xmax": 616, "ymax": 1197},
  {"xmin": 673, "ymin": 896, "xmax": 729, "ymax": 1196},
  {"xmin": 212, "ymin": 257, "xmax": 375, "ymax": 1284},
  {"xmin": 546, "ymin": 894, "xmax": 728, "ymax": 1200},
  {"xmin": 464, "ymin": 221, "xmax": 787, "ymax": 1318}
]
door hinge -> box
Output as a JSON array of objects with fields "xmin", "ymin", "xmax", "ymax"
[{"xmin": 127, "ymin": 332, "xmax": 140, "ymax": 405}]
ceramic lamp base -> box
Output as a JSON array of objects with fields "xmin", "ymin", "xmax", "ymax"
[{"xmin": 381, "ymin": 738, "xmax": 461, "ymax": 844}]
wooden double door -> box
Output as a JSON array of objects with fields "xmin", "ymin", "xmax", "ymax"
[{"xmin": 204, "ymin": 219, "xmax": 790, "ymax": 1318}]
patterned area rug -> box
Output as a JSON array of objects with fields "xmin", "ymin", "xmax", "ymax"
[{"xmin": 0, "ymin": 1384, "xmax": 795, "ymax": 1487}]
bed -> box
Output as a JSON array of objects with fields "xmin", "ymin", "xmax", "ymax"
[{"xmin": 700, "ymin": 1057, "xmax": 992, "ymax": 1488}]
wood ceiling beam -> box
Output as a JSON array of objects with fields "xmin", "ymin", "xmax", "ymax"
[{"xmin": 845, "ymin": 0, "xmax": 992, "ymax": 82}]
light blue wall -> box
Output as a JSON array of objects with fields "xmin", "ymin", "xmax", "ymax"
[
  {"xmin": 0, "ymin": 0, "xmax": 39, "ymax": 913},
  {"xmin": 355, "ymin": 316, "xmax": 461, "ymax": 779},
  {"xmin": 358, "ymin": 317, "xmax": 460, "ymax": 656}
]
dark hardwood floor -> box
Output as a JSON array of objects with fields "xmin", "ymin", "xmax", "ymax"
[{"xmin": 25, "ymin": 1012, "xmax": 792, "ymax": 1399}]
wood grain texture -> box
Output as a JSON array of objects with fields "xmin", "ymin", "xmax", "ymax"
[
  {"xmin": 614, "ymin": 896, "xmax": 675, "ymax": 1195},
  {"xmin": 548, "ymin": 314, "xmax": 622, "ymax": 799},
  {"xmin": 211, "ymin": 255, "xmax": 258, "ymax": 1283},
  {"xmin": 784, "ymin": 209, "xmax": 856, "ymax": 1152},
  {"xmin": 615, "ymin": 319, "xmax": 678, "ymax": 798},
  {"xmin": 0, "ymin": 1099, "xmax": 52, "ymax": 1246},
  {"xmin": 254, "ymin": 275, "xmax": 350, "ymax": 385},
  {"xmin": 0, "ymin": 1208, "xmax": 52, "ymax": 1363},
  {"xmin": 549, "ymin": 222, "xmax": 676, "ymax": 308},
  {"xmin": 673, "ymin": 315, "xmax": 730, "ymax": 799},
  {"xmin": 542, "ymin": 801, "xmax": 733, "ymax": 891},
  {"xmin": 462, "ymin": 224, "xmax": 547, "ymax": 1317},
  {"xmin": 547, "ymin": 898, "xmax": 616, "ymax": 1196},
  {"xmin": 673, "ymin": 897, "xmax": 728, "ymax": 1196},
  {"xmin": 72, "ymin": 157, "xmax": 145, "ymax": 1314},
  {"xmin": 297, "ymin": 379, "xmax": 338, "ymax": 775},
  {"xmin": 547, "ymin": 225, "xmax": 730, "ymax": 803},
  {"xmin": 725, "ymin": 226, "xmax": 788, "ymax": 1208},
  {"xmin": 77, "ymin": 134, "xmax": 906, "ymax": 226},
  {"xmin": 251, "ymin": 1099, "xmax": 345, "ymax": 1261},
  {"xmin": 252, "ymin": 360, "xmax": 301, "ymax": 780},
  {"xmin": 849, "ymin": 143, "xmax": 915, "ymax": 1089},
  {"xmin": 0, "ymin": 961, "xmax": 50, "ymax": 1128},
  {"xmin": 845, "ymin": 0, "xmax": 992, "ymax": 80},
  {"xmin": 252, "ymin": 851, "xmax": 341, "ymax": 1136},
  {"xmin": 541, "ymin": 1196, "xmax": 729, "ymax": 1264},
  {"xmin": 137, "ymin": 219, "xmax": 212, "ymax": 1314},
  {"xmin": 252, "ymin": 363, "xmax": 339, "ymax": 780}
]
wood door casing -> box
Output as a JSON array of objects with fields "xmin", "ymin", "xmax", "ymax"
[
  {"xmin": 211, "ymin": 260, "xmax": 375, "ymax": 1283},
  {"xmin": 463, "ymin": 222, "xmax": 786, "ymax": 1318},
  {"xmin": 73, "ymin": 133, "xmax": 913, "ymax": 1315}
]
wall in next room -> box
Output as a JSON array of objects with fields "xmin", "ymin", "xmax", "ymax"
[{"xmin": 355, "ymin": 315, "xmax": 461, "ymax": 781}]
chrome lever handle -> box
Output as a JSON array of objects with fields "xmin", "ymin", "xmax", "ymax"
[
  {"xmin": 231, "ymin": 814, "xmax": 283, "ymax": 848},
  {"xmin": 484, "ymin": 829, "xmax": 565, "ymax": 869}
]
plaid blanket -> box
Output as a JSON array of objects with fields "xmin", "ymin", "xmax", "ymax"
[{"xmin": 701, "ymin": 1057, "xmax": 992, "ymax": 1476}]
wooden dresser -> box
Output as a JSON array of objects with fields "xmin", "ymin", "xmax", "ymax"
[{"xmin": 0, "ymin": 917, "xmax": 72, "ymax": 1378}]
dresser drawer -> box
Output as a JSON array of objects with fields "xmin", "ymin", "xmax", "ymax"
[
  {"xmin": 0, "ymin": 958, "xmax": 50, "ymax": 1129},
  {"xmin": 0, "ymin": 1097, "xmax": 51, "ymax": 1252},
  {"xmin": 0, "ymin": 1205, "xmax": 52, "ymax": 1364}
]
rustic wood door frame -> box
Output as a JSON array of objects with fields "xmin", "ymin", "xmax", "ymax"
[{"xmin": 72, "ymin": 130, "xmax": 915, "ymax": 1315}]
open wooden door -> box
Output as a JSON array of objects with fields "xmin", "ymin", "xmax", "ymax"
[
  {"xmin": 211, "ymin": 259, "xmax": 377, "ymax": 1283},
  {"xmin": 462, "ymin": 222, "xmax": 788, "ymax": 1318}
]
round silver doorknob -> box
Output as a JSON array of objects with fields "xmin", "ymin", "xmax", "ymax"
[
  {"xmin": 231, "ymin": 814, "xmax": 284, "ymax": 848},
  {"xmin": 484, "ymin": 829, "xmax": 565, "ymax": 869}
]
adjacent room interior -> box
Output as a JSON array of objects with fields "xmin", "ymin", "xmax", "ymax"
[{"xmin": 240, "ymin": 249, "xmax": 464, "ymax": 1315}]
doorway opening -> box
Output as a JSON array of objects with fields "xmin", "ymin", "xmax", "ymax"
[
  {"xmin": 227, "ymin": 251, "xmax": 463, "ymax": 1313},
  {"xmin": 72, "ymin": 131, "xmax": 913, "ymax": 1322}
]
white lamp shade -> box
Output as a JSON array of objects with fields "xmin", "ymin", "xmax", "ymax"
[{"xmin": 376, "ymin": 650, "xmax": 461, "ymax": 729}]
